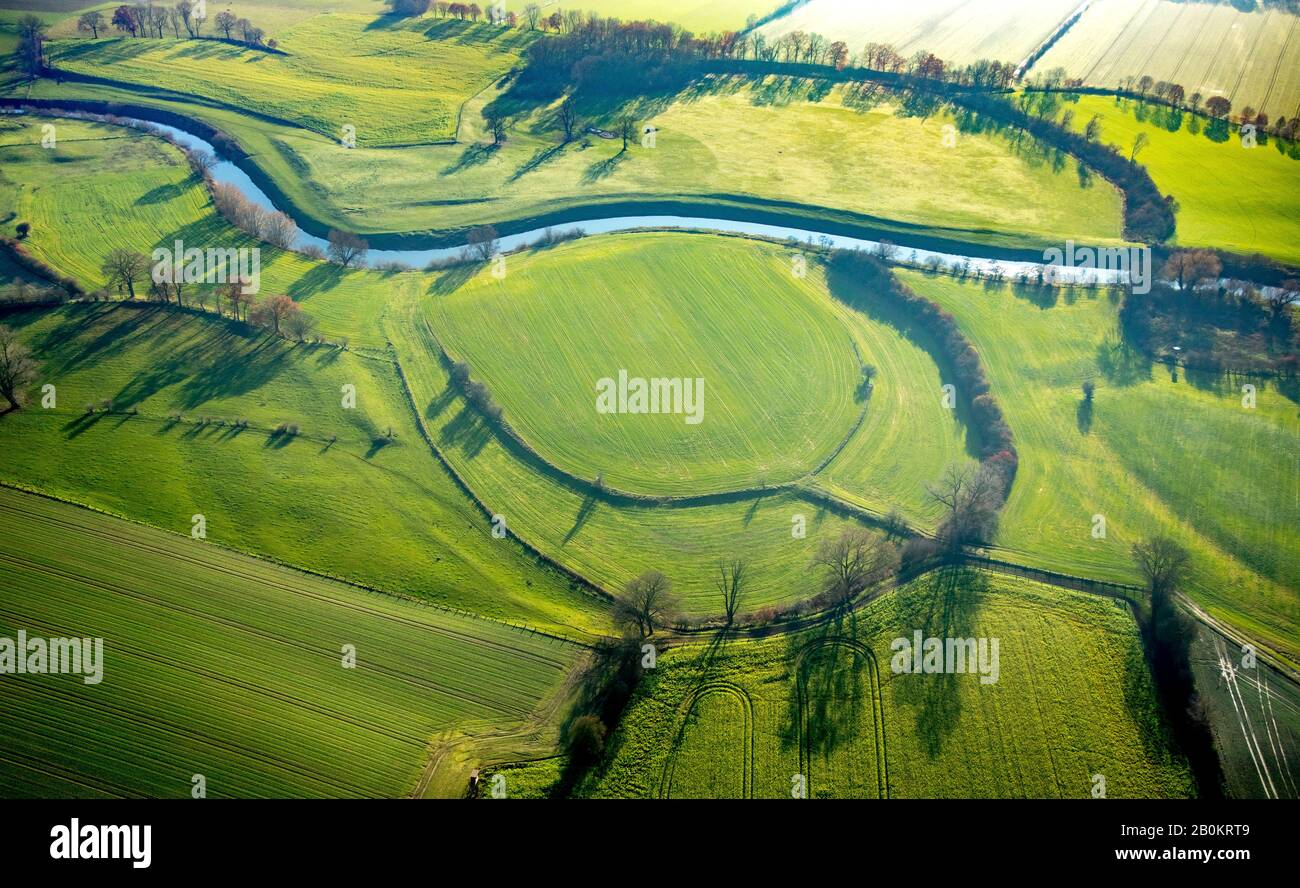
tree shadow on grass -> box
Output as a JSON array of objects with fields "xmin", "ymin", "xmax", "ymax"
[
  {"xmin": 887, "ymin": 563, "xmax": 988, "ymax": 759},
  {"xmin": 441, "ymin": 142, "xmax": 497, "ymax": 176},
  {"xmin": 509, "ymin": 141, "xmax": 568, "ymax": 182},
  {"xmin": 437, "ymin": 403, "xmax": 490, "ymax": 459},
  {"xmin": 563, "ymin": 490, "xmax": 599, "ymax": 545},
  {"xmin": 581, "ymin": 149, "xmax": 628, "ymax": 184}
]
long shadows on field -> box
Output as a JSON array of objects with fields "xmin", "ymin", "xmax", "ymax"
[{"xmin": 886, "ymin": 564, "xmax": 988, "ymax": 760}]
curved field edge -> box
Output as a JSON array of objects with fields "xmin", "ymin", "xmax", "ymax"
[
  {"xmin": 900, "ymin": 270, "xmax": 1299, "ymax": 668},
  {"xmin": 580, "ymin": 568, "xmax": 1194, "ymax": 799},
  {"xmin": 0, "ymin": 485, "xmax": 582, "ymax": 799}
]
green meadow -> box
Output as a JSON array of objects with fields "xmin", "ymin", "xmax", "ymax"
[
  {"xmin": 433, "ymin": 234, "xmax": 863, "ymax": 496},
  {"xmin": 902, "ymin": 270, "xmax": 1300, "ymax": 667},
  {"xmin": 1057, "ymin": 94, "xmax": 1300, "ymax": 265},
  {"xmin": 0, "ymin": 301, "xmax": 606, "ymax": 638},
  {"xmin": 584, "ymin": 569, "xmax": 1192, "ymax": 799},
  {"xmin": 0, "ymin": 486, "xmax": 580, "ymax": 798}
]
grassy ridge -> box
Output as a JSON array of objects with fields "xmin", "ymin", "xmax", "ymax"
[
  {"xmin": 0, "ymin": 485, "xmax": 580, "ymax": 798},
  {"xmin": 901, "ymin": 270, "xmax": 1299, "ymax": 665},
  {"xmin": 0, "ymin": 303, "xmax": 608, "ymax": 637},
  {"xmin": 585, "ymin": 569, "xmax": 1193, "ymax": 798}
]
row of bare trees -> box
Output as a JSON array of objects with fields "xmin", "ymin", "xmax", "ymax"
[
  {"xmin": 94, "ymin": 3, "xmax": 274, "ymax": 49},
  {"xmin": 97, "ymin": 248, "xmax": 317, "ymax": 340}
]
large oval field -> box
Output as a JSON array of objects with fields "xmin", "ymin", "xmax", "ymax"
[{"xmin": 430, "ymin": 233, "xmax": 865, "ymax": 496}]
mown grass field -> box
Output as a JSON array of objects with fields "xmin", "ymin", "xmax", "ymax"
[
  {"xmin": 0, "ymin": 486, "xmax": 580, "ymax": 798},
  {"xmin": 0, "ymin": 302, "xmax": 607, "ymax": 638},
  {"xmin": 1039, "ymin": 0, "xmax": 1300, "ymax": 125},
  {"xmin": 901, "ymin": 270, "xmax": 1300, "ymax": 667},
  {"xmin": 579, "ymin": 569, "xmax": 1192, "ymax": 799},
  {"xmin": 761, "ymin": 0, "xmax": 1081, "ymax": 66},
  {"xmin": 433, "ymin": 233, "xmax": 863, "ymax": 496},
  {"xmin": 1055, "ymin": 94, "xmax": 1300, "ymax": 265},
  {"xmin": 47, "ymin": 15, "xmax": 529, "ymax": 145}
]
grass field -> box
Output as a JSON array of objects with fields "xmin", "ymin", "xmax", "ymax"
[
  {"xmin": 433, "ymin": 234, "xmax": 863, "ymax": 496},
  {"xmin": 1038, "ymin": 0, "xmax": 1300, "ymax": 125},
  {"xmin": 902, "ymin": 269, "xmax": 1300, "ymax": 667},
  {"xmin": 1055, "ymin": 94, "xmax": 1300, "ymax": 265},
  {"xmin": 0, "ymin": 302, "xmax": 608, "ymax": 638},
  {"xmin": 581, "ymin": 568, "xmax": 1193, "ymax": 798},
  {"xmin": 0, "ymin": 485, "xmax": 580, "ymax": 798},
  {"xmin": 47, "ymin": 16, "xmax": 530, "ymax": 146},
  {"xmin": 0, "ymin": 114, "xmax": 388, "ymax": 346},
  {"xmin": 761, "ymin": 0, "xmax": 1082, "ymax": 67},
  {"xmin": 396, "ymin": 233, "xmax": 969, "ymax": 613},
  {"xmin": 570, "ymin": 0, "xmax": 768, "ymax": 31}
]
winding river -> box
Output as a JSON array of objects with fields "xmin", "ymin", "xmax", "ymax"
[{"xmin": 19, "ymin": 109, "xmax": 1132, "ymax": 286}]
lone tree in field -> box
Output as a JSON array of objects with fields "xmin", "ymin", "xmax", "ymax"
[
  {"xmin": 1160, "ymin": 249, "xmax": 1221, "ymax": 291},
  {"xmin": 78, "ymin": 10, "xmax": 105, "ymax": 38},
  {"xmin": 813, "ymin": 527, "xmax": 899, "ymax": 604},
  {"xmin": 0, "ymin": 326, "xmax": 39, "ymax": 411},
  {"xmin": 327, "ymin": 229, "xmax": 368, "ymax": 267},
  {"xmin": 101, "ymin": 248, "xmax": 149, "ymax": 299},
  {"xmin": 558, "ymin": 96, "xmax": 579, "ymax": 142},
  {"xmin": 1083, "ymin": 115, "xmax": 1103, "ymax": 143},
  {"xmin": 466, "ymin": 225, "xmax": 499, "ymax": 262},
  {"xmin": 1081, "ymin": 379, "xmax": 1096, "ymax": 402},
  {"xmin": 716, "ymin": 558, "xmax": 747, "ymax": 624},
  {"xmin": 926, "ymin": 462, "xmax": 1005, "ymax": 549},
  {"xmin": 484, "ymin": 111, "xmax": 508, "ymax": 147},
  {"xmin": 613, "ymin": 570, "xmax": 679, "ymax": 637},
  {"xmin": 1129, "ymin": 131, "xmax": 1149, "ymax": 163},
  {"xmin": 1132, "ymin": 536, "xmax": 1191, "ymax": 599},
  {"xmin": 618, "ymin": 115, "xmax": 636, "ymax": 152}
]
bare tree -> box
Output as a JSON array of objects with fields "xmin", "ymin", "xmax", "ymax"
[
  {"xmin": 1132, "ymin": 536, "xmax": 1190, "ymax": 598},
  {"xmin": 619, "ymin": 115, "xmax": 636, "ymax": 152},
  {"xmin": 1160, "ymin": 250, "xmax": 1221, "ymax": 291},
  {"xmin": 558, "ymin": 96, "xmax": 579, "ymax": 142},
  {"xmin": 101, "ymin": 248, "xmax": 149, "ymax": 299},
  {"xmin": 926, "ymin": 462, "xmax": 1004, "ymax": 548},
  {"xmin": 613, "ymin": 570, "xmax": 679, "ymax": 637},
  {"xmin": 813, "ymin": 528, "xmax": 898, "ymax": 604},
  {"xmin": 78, "ymin": 10, "xmax": 106, "ymax": 38},
  {"xmin": 0, "ymin": 326, "xmax": 39, "ymax": 411},
  {"xmin": 484, "ymin": 111, "xmax": 507, "ymax": 146},
  {"xmin": 327, "ymin": 230, "xmax": 368, "ymax": 267},
  {"xmin": 716, "ymin": 559, "xmax": 746, "ymax": 624},
  {"xmin": 466, "ymin": 225, "xmax": 498, "ymax": 262},
  {"xmin": 214, "ymin": 10, "xmax": 237, "ymax": 38},
  {"xmin": 1265, "ymin": 280, "xmax": 1298, "ymax": 319},
  {"xmin": 1130, "ymin": 131, "xmax": 1149, "ymax": 163}
]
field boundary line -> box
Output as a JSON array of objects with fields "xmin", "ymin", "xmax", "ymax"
[{"xmin": 0, "ymin": 480, "xmax": 592, "ymax": 648}]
